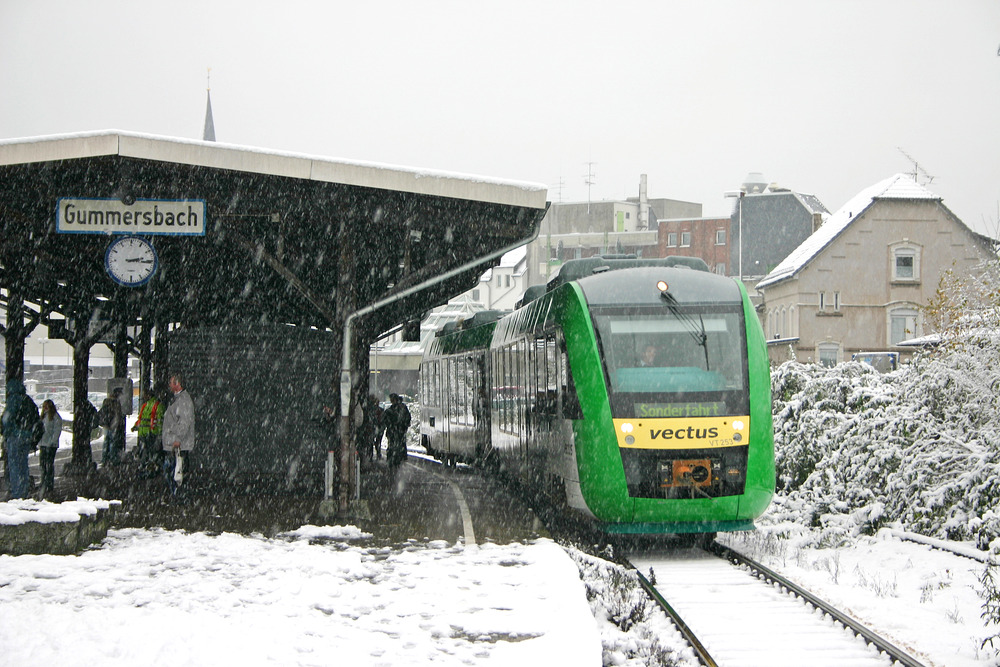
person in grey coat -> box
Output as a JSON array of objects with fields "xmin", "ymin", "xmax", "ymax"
[{"xmin": 161, "ymin": 374, "xmax": 195, "ymax": 499}]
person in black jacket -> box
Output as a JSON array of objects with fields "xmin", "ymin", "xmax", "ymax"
[
  {"xmin": 383, "ymin": 393, "xmax": 410, "ymax": 469},
  {"xmin": 2, "ymin": 378, "xmax": 41, "ymax": 499}
]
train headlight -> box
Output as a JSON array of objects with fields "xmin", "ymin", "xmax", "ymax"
[
  {"xmin": 620, "ymin": 422, "xmax": 634, "ymax": 434},
  {"xmin": 625, "ymin": 435, "xmax": 635, "ymax": 445},
  {"xmin": 732, "ymin": 420, "xmax": 745, "ymax": 442},
  {"xmin": 656, "ymin": 280, "xmax": 669, "ymax": 293}
]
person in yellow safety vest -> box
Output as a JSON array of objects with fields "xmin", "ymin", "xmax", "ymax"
[{"xmin": 132, "ymin": 388, "xmax": 163, "ymax": 478}]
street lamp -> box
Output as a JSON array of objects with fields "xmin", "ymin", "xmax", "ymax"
[{"xmin": 724, "ymin": 190, "xmax": 746, "ymax": 282}]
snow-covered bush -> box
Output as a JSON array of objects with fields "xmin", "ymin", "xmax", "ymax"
[
  {"xmin": 567, "ymin": 546, "xmax": 690, "ymax": 666},
  {"xmin": 768, "ymin": 260, "xmax": 1000, "ymax": 550}
]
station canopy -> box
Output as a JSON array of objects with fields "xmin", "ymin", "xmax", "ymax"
[{"xmin": 0, "ymin": 131, "xmax": 548, "ymax": 338}]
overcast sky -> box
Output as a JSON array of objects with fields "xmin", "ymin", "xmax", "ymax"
[{"xmin": 2, "ymin": 1, "xmax": 998, "ymax": 235}]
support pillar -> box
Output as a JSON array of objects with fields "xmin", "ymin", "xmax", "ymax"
[
  {"xmin": 66, "ymin": 334, "xmax": 96, "ymax": 477},
  {"xmin": 3, "ymin": 290, "xmax": 25, "ymax": 384},
  {"xmin": 138, "ymin": 318, "xmax": 152, "ymax": 398}
]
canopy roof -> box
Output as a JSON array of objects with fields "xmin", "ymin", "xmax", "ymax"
[{"xmin": 0, "ymin": 131, "xmax": 547, "ymax": 340}]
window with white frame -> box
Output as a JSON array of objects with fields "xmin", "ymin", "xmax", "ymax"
[
  {"xmin": 891, "ymin": 243, "xmax": 921, "ymax": 282},
  {"xmin": 888, "ymin": 306, "xmax": 919, "ymax": 345},
  {"xmin": 817, "ymin": 342, "xmax": 840, "ymax": 367},
  {"xmin": 833, "ymin": 291, "xmax": 840, "ymax": 311},
  {"xmin": 818, "ymin": 291, "xmax": 826, "ymax": 310},
  {"xmin": 667, "ymin": 232, "xmax": 677, "ymax": 247},
  {"xmin": 680, "ymin": 231, "xmax": 691, "ymax": 247},
  {"xmin": 715, "ymin": 229, "xmax": 726, "ymax": 245}
]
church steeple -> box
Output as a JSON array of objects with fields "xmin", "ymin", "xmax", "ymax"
[{"xmin": 203, "ymin": 68, "xmax": 216, "ymax": 142}]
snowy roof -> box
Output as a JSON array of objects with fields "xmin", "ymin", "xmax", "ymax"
[
  {"xmin": 498, "ymin": 246, "xmax": 527, "ymax": 268},
  {"xmin": 481, "ymin": 246, "xmax": 528, "ymax": 281},
  {"xmin": 0, "ymin": 130, "xmax": 547, "ymax": 209},
  {"xmin": 757, "ymin": 174, "xmax": 940, "ymax": 289}
]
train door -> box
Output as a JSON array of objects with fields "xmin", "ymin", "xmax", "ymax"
[
  {"xmin": 529, "ymin": 333, "xmax": 556, "ymax": 470},
  {"xmin": 442, "ymin": 357, "xmax": 452, "ymax": 456},
  {"xmin": 515, "ymin": 337, "xmax": 528, "ymax": 471},
  {"xmin": 554, "ymin": 329, "xmax": 582, "ymax": 484},
  {"xmin": 474, "ymin": 353, "xmax": 491, "ymax": 459}
]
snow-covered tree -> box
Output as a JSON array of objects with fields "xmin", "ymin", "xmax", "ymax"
[{"xmin": 768, "ymin": 259, "xmax": 1000, "ymax": 551}]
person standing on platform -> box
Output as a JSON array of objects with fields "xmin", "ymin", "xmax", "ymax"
[
  {"xmin": 37, "ymin": 399, "xmax": 63, "ymax": 498},
  {"xmin": 383, "ymin": 393, "xmax": 410, "ymax": 469},
  {"xmin": 98, "ymin": 388, "xmax": 125, "ymax": 467},
  {"xmin": 132, "ymin": 388, "xmax": 162, "ymax": 478},
  {"xmin": 369, "ymin": 394, "xmax": 385, "ymax": 461},
  {"xmin": 360, "ymin": 394, "xmax": 383, "ymax": 463},
  {"xmin": 2, "ymin": 378, "xmax": 41, "ymax": 499},
  {"xmin": 161, "ymin": 374, "xmax": 195, "ymax": 500}
]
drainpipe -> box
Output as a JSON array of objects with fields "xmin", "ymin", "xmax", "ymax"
[{"xmin": 332, "ymin": 229, "xmax": 541, "ymax": 513}]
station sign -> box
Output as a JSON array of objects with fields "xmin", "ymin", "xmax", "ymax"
[{"xmin": 56, "ymin": 197, "xmax": 206, "ymax": 236}]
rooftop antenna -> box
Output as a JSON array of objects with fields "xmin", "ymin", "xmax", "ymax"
[
  {"xmin": 897, "ymin": 147, "xmax": 934, "ymax": 185},
  {"xmin": 584, "ymin": 161, "xmax": 596, "ymax": 213},
  {"xmin": 551, "ymin": 175, "xmax": 565, "ymax": 203}
]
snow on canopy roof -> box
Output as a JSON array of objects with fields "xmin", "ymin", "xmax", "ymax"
[
  {"xmin": 0, "ymin": 129, "xmax": 548, "ymax": 209},
  {"xmin": 757, "ymin": 174, "xmax": 940, "ymax": 289}
]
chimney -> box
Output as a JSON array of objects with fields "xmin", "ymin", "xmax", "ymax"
[{"xmin": 812, "ymin": 212, "xmax": 823, "ymax": 233}]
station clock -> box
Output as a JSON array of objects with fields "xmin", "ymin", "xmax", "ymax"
[{"xmin": 105, "ymin": 235, "xmax": 158, "ymax": 287}]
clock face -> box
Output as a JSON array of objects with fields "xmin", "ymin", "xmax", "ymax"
[{"xmin": 105, "ymin": 236, "xmax": 158, "ymax": 286}]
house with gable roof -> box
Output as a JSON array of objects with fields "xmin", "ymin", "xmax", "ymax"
[{"xmin": 756, "ymin": 173, "xmax": 997, "ymax": 367}]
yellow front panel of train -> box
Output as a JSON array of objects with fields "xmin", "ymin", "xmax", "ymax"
[{"xmin": 612, "ymin": 416, "xmax": 750, "ymax": 450}]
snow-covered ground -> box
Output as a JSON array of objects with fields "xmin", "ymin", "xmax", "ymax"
[
  {"xmin": 0, "ymin": 524, "xmax": 601, "ymax": 667},
  {"xmin": 721, "ymin": 523, "xmax": 1000, "ymax": 667},
  {"xmin": 2, "ymin": 508, "xmax": 1000, "ymax": 667}
]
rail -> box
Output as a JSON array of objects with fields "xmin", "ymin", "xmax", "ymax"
[
  {"xmin": 632, "ymin": 566, "xmax": 717, "ymax": 667},
  {"xmin": 709, "ymin": 542, "xmax": 927, "ymax": 667}
]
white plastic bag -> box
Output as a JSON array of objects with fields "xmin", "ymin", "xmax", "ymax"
[{"xmin": 173, "ymin": 452, "xmax": 184, "ymax": 485}]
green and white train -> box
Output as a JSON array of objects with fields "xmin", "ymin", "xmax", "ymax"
[{"xmin": 419, "ymin": 257, "xmax": 774, "ymax": 535}]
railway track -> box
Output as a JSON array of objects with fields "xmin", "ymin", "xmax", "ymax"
[{"xmin": 627, "ymin": 542, "xmax": 928, "ymax": 667}]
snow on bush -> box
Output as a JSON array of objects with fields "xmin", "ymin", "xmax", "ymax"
[{"xmin": 768, "ymin": 261, "xmax": 1000, "ymax": 551}]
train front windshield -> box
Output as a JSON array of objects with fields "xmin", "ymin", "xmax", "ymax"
[{"xmin": 591, "ymin": 305, "xmax": 749, "ymax": 417}]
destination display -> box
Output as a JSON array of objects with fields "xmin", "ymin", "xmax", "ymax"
[{"xmin": 56, "ymin": 197, "xmax": 206, "ymax": 235}]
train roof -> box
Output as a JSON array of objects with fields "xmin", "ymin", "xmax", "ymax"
[
  {"xmin": 576, "ymin": 265, "xmax": 743, "ymax": 307},
  {"xmin": 551, "ymin": 256, "xmax": 707, "ymax": 285},
  {"xmin": 527, "ymin": 256, "xmax": 710, "ymax": 306},
  {"xmin": 434, "ymin": 310, "xmax": 507, "ymax": 337},
  {"xmin": 427, "ymin": 309, "xmax": 506, "ymax": 356}
]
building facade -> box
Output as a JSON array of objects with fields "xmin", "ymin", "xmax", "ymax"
[
  {"xmin": 756, "ymin": 174, "xmax": 996, "ymax": 366},
  {"xmin": 524, "ymin": 174, "xmax": 702, "ymax": 287},
  {"xmin": 659, "ymin": 217, "xmax": 731, "ymax": 274},
  {"xmin": 727, "ymin": 180, "xmax": 829, "ymax": 283}
]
